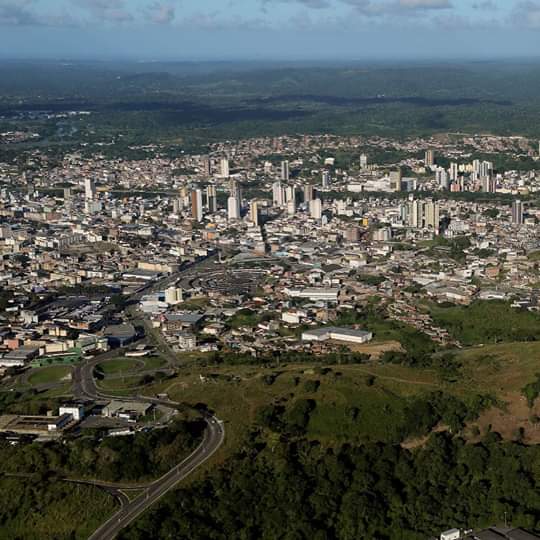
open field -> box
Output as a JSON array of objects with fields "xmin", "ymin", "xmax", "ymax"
[
  {"xmin": 139, "ymin": 343, "xmax": 540, "ymax": 455},
  {"xmin": 453, "ymin": 342, "xmax": 540, "ymax": 443},
  {"xmin": 430, "ymin": 301, "xmax": 540, "ymax": 346},
  {"xmin": 28, "ymin": 365, "xmax": 72, "ymax": 386},
  {"xmin": 142, "ymin": 361, "xmax": 443, "ymax": 453},
  {"xmin": 98, "ymin": 358, "xmax": 145, "ymax": 375}
]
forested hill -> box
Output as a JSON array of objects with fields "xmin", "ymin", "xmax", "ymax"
[{"xmin": 120, "ymin": 432, "xmax": 540, "ymax": 540}]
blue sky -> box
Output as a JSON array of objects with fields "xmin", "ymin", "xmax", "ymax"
[{"xmin": 0, "ymin": 0, "xmax": 539, "ymax": 59}]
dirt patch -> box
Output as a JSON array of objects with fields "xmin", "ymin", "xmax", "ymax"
[
  {"xmin": 345, "ymin": 340, "xmax": 404, "ymax": 359},
  {"xmin": 469, "ymin": 391, "xmax": 540, "ymax": 443}
]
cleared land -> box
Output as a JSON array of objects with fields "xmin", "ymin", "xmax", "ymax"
[{"xmin": 27, "ymin": 365, "xmax": 72, "ymax": 386}]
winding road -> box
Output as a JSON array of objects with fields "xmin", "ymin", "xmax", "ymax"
[
  {"xmin": 70, "ymin": 254, "xmax": 226, "ymax": 540},
  {"xmin": 73, "ymin": 348, "xmax": 225, "ymax": 540}
]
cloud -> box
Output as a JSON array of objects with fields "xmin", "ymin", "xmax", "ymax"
[
  {"xmin": 147, "ymin": 2, "xmax": 176, "ymax": 24},
  {"xmin": 398, "ymin": 0, "xmax": 452, "ymax": 9},
  {"xmin": 261, "ymin": 0, "xmax": 331, "ymax": 10},
  {"xmin": 341, "ymin": 0, "xmax": 452, "ymax": 16},
  {"xmin": 472, "ymin": 0, "xmax": 497, "ymax": 10},
  {"xmin": 0, "ymin": 0, "xmax": 39, "ymax": 25},
  {"xmin": 71, "ymin": 0, "xmax": 134, "ymax": 23},
  {"xmin": 512, "ymin": 1, "xmax": 540, "ymax": 28}
]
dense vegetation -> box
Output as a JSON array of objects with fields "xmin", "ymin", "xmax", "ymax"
[
  {"xmin": 120, "ymin": 432, "xmax": 540, "ymax": 540},
  {"xmin": 0, "ymin": 477, "xmax": 116, "ymax": 539},
  {"xmin": 2, "ymin": 60, "xmax": 540, "ymax": 157},
  {"xmin": 258, "ymin": 389, "xmax": 492, "ymax": 443},
  {"xmin": 0, "ymin": 418, "xmax": 205, "ymax": 483}
]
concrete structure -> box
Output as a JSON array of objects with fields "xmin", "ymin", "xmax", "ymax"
[
  {"xmin": 310, "ymin": 198, "xmax": 322, "ymax": 220},
  {"xmin": 302, "ymin": 327, "xmax": 373, "ymax": 344},
  {"xmin": 102, "ymin": 401, "xmax": 152, "ymax": 422},
  {"xmin": 191, "ymin": 189, "xmax": 203, "ymax": 222}
]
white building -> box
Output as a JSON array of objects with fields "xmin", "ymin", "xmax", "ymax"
[
  {"xmin": 59, "ymin": 404, "xmax": 85, "ymax": 421},
  {"xmin": 228, "ymin": 196, "xmax": 240, "ymax": 220},
  {"xmin": 302, "ymin": 327, "xmax": 373, "ymax": 344},
  {"xmin": 310, "ymin": 198, "xmax": 322, "ymax": 220},
  {"xmin": 285, "ymin": 287, "xmax": 339, "ymax": 301}
]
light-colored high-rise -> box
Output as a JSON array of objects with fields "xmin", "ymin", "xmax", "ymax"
[
  {"xmin": 360, "ymin": 154, "xmax": 368, "ymax": 169},
  {"xmin": 84, "ymin": 178, "xmax": 96, "ymax": 200},
  {"xmin": 322, "ymin": 170, "xmax": 331, "ymax": 188},
  {"xmin": 250, "ymin": 201, "xmax": 259, "ymax": 226},
  {"xmin": 425, "ymin": 150, "xmax": 435, "ymax": 168},
  {"xmin": 227, "ymin": 196, "xmax": 240, "ymax": 220},
  {"xmin": 309, "ymin": 198, "xmax": 322, "ymax": 220},
  {"xmin": 191, "ymin": 189, "xmax": 203, "ymax": 222},
  {"xmin": 220, "ymin": 158, "xmax": 230, "ymax": 178},
  {"xmin": 303, "ymin": 184, "xmax": 315, "ymax": 202},
  {"xmin": 272, "ymin": 181, "xmax": 284, "ymax": 206}
]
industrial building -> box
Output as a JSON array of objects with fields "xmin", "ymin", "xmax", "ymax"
[{"xmin": 302, "ymin": 327, "xmax": 373, "ymax": 344}]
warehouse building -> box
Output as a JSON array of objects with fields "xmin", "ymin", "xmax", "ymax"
[{"xmin": 302, "ymin": 327, "xmax": 373, "ymax": 344}]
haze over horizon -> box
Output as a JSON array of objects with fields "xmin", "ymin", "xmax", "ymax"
[{"xmin": 0, "ymin": 0, "xmax": 539, "ymax": 61}]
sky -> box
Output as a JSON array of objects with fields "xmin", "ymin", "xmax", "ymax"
[{"xmin": 0, "ymin": 0, "xmax": 539, "ymax": 60}]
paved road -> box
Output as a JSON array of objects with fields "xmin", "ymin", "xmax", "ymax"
[
  {"xmin": 70, "ymin": 252, "xmax": 226, "ymax": 539},
  {"xmin": 71, "ymin": 284, "xmax": 225, "ymax": 537},
  {"xmin": 74, "ymin": 351, "xmax": 225, "ymax": 540},
  {"xmin": 88, "ymin": 416, "xmax": 224, "ymax": 540}
]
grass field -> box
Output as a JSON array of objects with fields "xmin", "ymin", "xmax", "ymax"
[
  {"xmin": 430, "ymin": 301, "xmax": 540, "ymax": 345},
  {"xmin": 141, "ymin": 362, "xmax": 444, "ymax": 453},
  {"xmin": 98, "ymin": 358, "xmax": 144, "ymax": 375},
  {"xmin": 139, "ymin": 341, "xmax": 540, "ymax": 455},
  {"xmin": 28, "ymin": 366, "xmax": 72, "ymax": 386},
  {"xmin": 97, "ymin": 375, "xmax": 148, "ymax": 392}
]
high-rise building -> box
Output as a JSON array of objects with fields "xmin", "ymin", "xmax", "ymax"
[
  {"xmin": 472, "ymin": 159, "xmax": 481, "ymax": 179},
  {"xmin": 512, "ymin": 200, "xmax": 524, "ymax": 225},
  {"xmin": 482, "ymin": 176, "xmax": 496, "ymax": 193},
  {"xmin": 206, "ymin": 185, "xmax": 217, "ymax": 213},
  {"xmin": 425, "ymin": 150, "xmax": 435, "ymax": 168},
  {"xmin": 63, "ymin": 187, "xmax": 72, "ymax": 202},
  {"xmin": 229, "ymin": 179, "xmax": 242, "ymax": 200},
  {"xmin": 227, "ymin": 196, "xmax": 240, "ymax": 221},
  {"xmin": 309, "ymin": 198, "xmax": 322, "ymax": 220},
  {"xmin": 272, "ymin": 181, "xmax": 284, "ymax": 206},
  {"xmin": 281, "ymin": 160, "xmax": 290, "ymax": 181},
  {"xmin": 250, "ymin": 201, "xmax": 259, "ymax": 227},
  {"xmin": 390, "ymin": 170, "xmax": 402, "ymax": 192},
  {"xmin": 480, "ymin": 161, "xmax": 494, "ymax": 179},
  {"xmin": 220, "ymin": 158, "xmax": 230, "ymax": 178},
  {"xmin": 287, "ymin": 200, "xmax": 296, "ymax": 216},
  {"xmin": 201, "ymin": 155, "xmax": 211, "ymax": 176},
  {"xmin": 303, "ymin": 184, "xmax": 315, "ymax": 202},
  {"xmin": 449, "ymin": 162, "xmax": 459, "ymax": 182},
  {"xmin": 436, "ymin": 168, "xmax": 449, "ymax": 190},
  {"xmin": 423, "ymin": 200, "xmax": 440, "ymax": 233},
  {"xmin": 285, "ymin": 186, "xmax": 295, "ymax": 204},
  {"xmin": 191, "ymin": 189, "xmax": 203, "ymax": 222},
  {"xmin": 84, "ymin": 178, "xmax": 96, "ymax": 200},
  {"xmin": 360, "ymin": 154, "xmax": 368, "ymax": 169},
  {"xmin": 322, "ymin": 170, "xmax": 331, "ymax": 188},
  {"xmin": 408, "ymin": 199, "xmax": 423, "ymax": 228}
]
